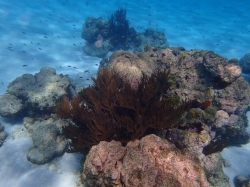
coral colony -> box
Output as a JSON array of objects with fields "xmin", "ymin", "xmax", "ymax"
[
  {"xmin": 107, "ymin": 8, "xmax": 130, "ymax": 46},
  {"xmin": 81, "ymin": 8, "xmax": 168, "ymax": 57},
  {"xmin": 56, "ymin": 68, "xmax": 191, "ymax": 152}
]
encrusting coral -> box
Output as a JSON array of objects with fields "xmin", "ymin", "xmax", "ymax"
[{"xmin": 56, "ymin": 68, "xmax": 191, "ymax": 152}]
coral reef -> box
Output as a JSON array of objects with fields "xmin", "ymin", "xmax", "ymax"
[
  {"xmin": 100, "ymin": 47, "xmax": 250, "ymax": 186},
  {"xmin": 24, "ymin": 117, "xmax": 68, "ymax": 165},
  {"xmin": 104, "ymin": 47, "xmax": 250, "ymax": 146},
  {"xmin": 0, "ymin": 67, "xmax": 76, "ymax": 118},
  {"xmin": 82, "ymin": 134, "xmax": 210, "ymax": 187},
  {"xmin": 56, "ymin": 68, "xmax": 191, "ymax": 152},
  {"xmin": 81, "ymin": 9, "xmax": 168, "ymax": 57}
]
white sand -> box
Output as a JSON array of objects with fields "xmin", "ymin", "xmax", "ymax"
[{"xmin": 0, "ymin": 0, "xmax": 250, "ymax": 186}]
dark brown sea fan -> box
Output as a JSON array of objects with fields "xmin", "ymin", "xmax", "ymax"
[{"xmin": 56, "ymin": 68, "xmax": 190, "ymax": 152}]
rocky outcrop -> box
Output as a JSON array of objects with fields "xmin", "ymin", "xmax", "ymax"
[
  {"xmin": 81, "ymin": 15, "xmax": 169, "ymax": 58},
  {"xmin": 24, "ymin": 117, "xmax": 68, "ymax": 165},
  {"xmin": 103, "ymin": 47, "xmax": 250, "ymax": 146},
  {"xmin": 82, "ymin": 134, "xmax": 210, "ymax": 187},
  {"xmin": 0, "ymin": 67, "xmax": 76, "ymax": 118}
]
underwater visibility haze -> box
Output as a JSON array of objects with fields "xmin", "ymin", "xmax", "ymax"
[{"xmin": 0, "ymin": 0, "xmax": 250, "ymax": 187}]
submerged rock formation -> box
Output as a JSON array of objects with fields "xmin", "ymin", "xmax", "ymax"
[
  {"xmin": 82, "ymin": 134, "xmax": 210, "ymax": 187},
  {"xmin": 81, "ymin": 9, "xmax": 168, "ymax": 58},
  {"xmin": 102, "ymin": 47, "xmax": 250, "ymax": 147},
  {"xmin": 24, "ymin": 117, "xmax": 68, "ymax": 165},
  {"xmin": 0, "ymin": 67, "xmax": 76, "ymax": 118}
]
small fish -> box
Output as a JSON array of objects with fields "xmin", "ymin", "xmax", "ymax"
[
  {"xmin": 22, "ymin": 32, "xmax": 26, "ymax": 34},
  {"xmin": 86, "ymin": 78, "xmax": 89, "ymax": 80},
  {"xmin": 22, "ymin": 65, "xmax": 28, "ymax": 67},
  {"xmin": 23, "ymin": 43, "xmax": 27, "ymax": 46},
  {"xmin": 73, "ymin": 36, "xmax": 75, "ymax": 38},
  {"xmin": 68, "ymin": 65, "xmax": 71, "ymax": 67},
  {"xmin": 9, "ymin": 43, "xmax": 12, "ymax": 45},
  {"xmin": 2, "ymin": 82, "xmax": 4, "ymax": 85},
  {"xmin": 73, "ymin": 44, "xmax": 76, "ymax": 46},
  {"xmin": 79, "ymin": 77, "xmax": 83, "ymax": 78},
  {"xmin": 57, "ymin": 36, "xmax": 60, "ymax": 38},
  {"xmin": 38, "ymin": 48, "xmax": 42, "ymax": 50},
  {"xmin": 44, "ymin": 36, "xmax": 47, "ymax": 38},
  {"xmin": 95, "ymin": 64, "xmax": 98, "ymax": 66},
  {"xmin": 84, "ymin": 70, "xmax": 90, "ymax": 73}
]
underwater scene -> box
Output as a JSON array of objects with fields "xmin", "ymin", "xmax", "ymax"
[{"xmin": 0, "ymin": 0, "xmax": 250, "ymax": 186}]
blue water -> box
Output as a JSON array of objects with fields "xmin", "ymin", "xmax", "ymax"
[{"xmin": 0, "ymin": 0, "xmax": 250, "ymax": 187}]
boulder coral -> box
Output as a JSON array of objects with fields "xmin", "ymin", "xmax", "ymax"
[{"xmin": 82, "ymin": 134, "xmax": 210, "ymax": 187}]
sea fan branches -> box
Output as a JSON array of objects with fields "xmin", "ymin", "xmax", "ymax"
[{"xmin": 56, "ymin": 68, "xmax": 190, "ymax": 152}]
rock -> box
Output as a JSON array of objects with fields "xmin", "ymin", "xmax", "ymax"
[
  {"xmin": 0, "ymin": 123, "xmax": 7, "ymax": 146},
  {"xmin": 103, "ymin": 48, "xmax": 250, "ymax": 148},
  {"xmin": 81, "ymin": 17, "xmax": 109, "ymax": 44},
  {"xmin": 0, "ymin": 67, "xmax": 76, "ymax": 118},
  {"xmin": 202, "ymin": 153, "xmax": 230, "ymax": 187},
  {"xmin": 108, "ymin": 50, "xmax": 154, "ymax": 90},
  {"xmin": 133, "ymin": 28, "xmax": 169, "ymax": 52},
  {"xmin": 24, "ymin": 117, "xmax": 68, "ymax": 165},
  {"xmin": 81, "ymin": 17, "xmax": 169, "ymax": 58},
  {"xmin": 213, "ymin": 110, "xmax": 230, "ymax": 128},
  {"xmin": 216, "ymin": 76, "xmax": 249, "ymax": 116},
  {"xmin": 82, "ymin": 134, "xmax": 210, "ymax": 187},
  {"xmin": 166, "ymin": 127, "xmax": 230, "ymax": 187},
  {"xmin": 234, "ymin": 175, "xmax": 250, "ymax": 187},
  {"xmin": 203, "ymin": 51, "xmax": 241, "ymax": 83},
  {"xmin": 239, "ymin": 53, "xmax": 250, "ymax": 74},
  {"xmin": 0, "ymin": 94, "xmax": 23, "ymax": 118}
]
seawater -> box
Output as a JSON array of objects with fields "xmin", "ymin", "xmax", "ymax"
[{"xmin": 0, "ymin": 0, "xmax": 249, "ymax": 187}]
